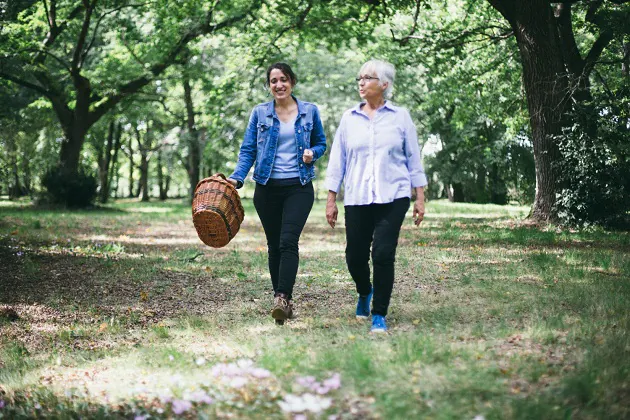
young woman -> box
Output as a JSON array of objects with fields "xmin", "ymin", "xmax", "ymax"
[{"xmin": 228, "ymin": 63, "xmax": 327, "ymax": 325}]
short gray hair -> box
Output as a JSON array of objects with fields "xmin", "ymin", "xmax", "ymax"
[{"xmin": 359, "ymin": 59, "xmax": 396, "ymax": 98}]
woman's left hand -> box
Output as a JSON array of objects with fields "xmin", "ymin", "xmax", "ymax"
[
  {"xmin": 302, "ymin": 149, "xmax": 313, "ymax": 164},
  {"xmin": 413, "ymin": 200, "xmax": 425, "ymax": 226},
  {"xmin": 413, "ymin": 187, "xmax": 425, "ymax": 226}
]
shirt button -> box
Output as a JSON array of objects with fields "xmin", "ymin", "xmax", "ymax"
[{"xmin": 299, "ymin": 164, "xmax": 303, "ymax": 167}]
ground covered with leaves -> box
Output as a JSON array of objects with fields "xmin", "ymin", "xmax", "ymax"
[{"xmin": 0, "ymin": 199, "xmax": 629, "ymax": 419}]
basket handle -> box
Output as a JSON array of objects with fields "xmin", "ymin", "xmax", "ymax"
[{"xmin": 193, "ymin": 173, "xmax": 233, "ymax": 192}]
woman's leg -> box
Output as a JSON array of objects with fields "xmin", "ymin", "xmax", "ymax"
[
  {"xmin": 253, "ymin": 184, "xmax": 284, "ymax": 295},
  {"xmin": 344, "ymin": 205, "xmax": 375, "ymax": 297},
  {"xmin": 276, "ymin": 183, "xmax": 314, "ymax": 298},
  {"xmin": 371, "ymin": 198, "xmax": 410, "ymax": 316}
]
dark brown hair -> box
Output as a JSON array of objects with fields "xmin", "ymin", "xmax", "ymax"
[{"xmin": 265, "ymin": 62, "xmax": 297, "ymax": 87}]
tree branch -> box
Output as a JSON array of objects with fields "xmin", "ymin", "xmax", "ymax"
[
  {"xmin": 38, "ymin": 4, "xmax": 84, "ymax": 62},
  {"xmin": 89, "ymin": 3, "xmax": 257, "ymax": 125},
  {"xmin": 555, "ymin": 3, "xmax": 584, "ymax": 75},
  {"xmin": 583, "ymin": 29, "xmax": 614, "ymax": 78},
  {"xmin": 42, "ymin": 0, "xmax": 53, "ymax": 29},
  {"xmin": 82, "ymin": 2, "xmax": 154, "ymax": 65},
  {"xmin": 0, "ymin": 72, "xmax": 54, "ymax": 98},
  {"xmin": 72, "ymin": 0, "xmax": 97, "ymax": 70}
]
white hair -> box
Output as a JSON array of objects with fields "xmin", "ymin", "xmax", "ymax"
[{"xmin": 359, "ymin": 59, "xmax": 396, "ymax": 98}]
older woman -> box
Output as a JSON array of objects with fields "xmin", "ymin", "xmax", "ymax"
[
  {"xmin": 325, "ymin": 59, "xmax": 427, "ymax": 333},
  {"xmin": 228, "ymin": 62, "xmax": 327, "ymax": 325}
]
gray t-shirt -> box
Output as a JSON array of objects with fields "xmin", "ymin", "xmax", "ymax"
[{"xmin": 270, "ymin": 118, "xmax": 300, "ymax": 179}]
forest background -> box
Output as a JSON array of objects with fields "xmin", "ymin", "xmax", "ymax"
[{"xmin": 1, "ymin": 0, "xmax": 628, "ymax": 227}]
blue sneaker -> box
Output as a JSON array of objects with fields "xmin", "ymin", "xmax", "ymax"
[
  {"xmin": 371, "ymin": 315, "xmax": 387, "ymax": 333},
  {"xmin": 355, "ymin": 290, "xmax": 373, "ymax": 319}
]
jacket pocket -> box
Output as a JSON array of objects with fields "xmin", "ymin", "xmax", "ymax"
[
  {"xmin": 257, "ymin": 123, "xmax": 270, "ymax": 143},
  {"xmin": 301, "ymin": 122, "xmax": 313, "ymax": 147}
]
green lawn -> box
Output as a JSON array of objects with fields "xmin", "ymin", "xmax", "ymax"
[{"xmin": 0, "ymin": 199, "xmax": 628, "ymax": 419}]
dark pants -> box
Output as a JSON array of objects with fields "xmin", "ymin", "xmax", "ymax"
[
  {"xmin": 344, "ymin": 198, "xmax": 410, "ymax": 316},
  {"xmin": 254, "ymin": 181, "xmax": 314, "ymax": 299}
]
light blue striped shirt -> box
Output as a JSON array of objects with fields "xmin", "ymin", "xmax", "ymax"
[{"xmin": 325, "ymin": 101, "xmax": 428, "ymax": 206}]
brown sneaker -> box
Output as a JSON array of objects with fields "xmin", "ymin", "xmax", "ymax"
[{"xmin": 272, "ymin": 293, "xmax": 290, "ymax": 324}]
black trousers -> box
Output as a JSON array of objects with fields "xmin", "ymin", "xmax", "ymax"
[
  {"xmin": 344, "ymin": 198, "xmax": 410, "ymax": 316},
  {"xmin": 254, "ymin": 181, "xmax": 314, "ymax": 299}
]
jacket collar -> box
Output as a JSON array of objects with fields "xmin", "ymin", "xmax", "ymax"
[{"xmin": 265, "ymin": 95, "xmax": 306, "ymax": 119}]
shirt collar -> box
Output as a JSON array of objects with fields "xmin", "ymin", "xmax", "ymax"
[{"xmin": 351, "ymin": 100, "xmax": 397, "ymax": 116}]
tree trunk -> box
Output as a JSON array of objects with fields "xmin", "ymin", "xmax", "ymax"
[
  {"xmin": 98, "ymin": 120, "xmax": 115, "ymax": 203},
  {"xmin": 487, "ymin": 0, "xmax": 568, "ymax": 222},
  {"xmin": 128, "ymin": 134, "xmax": 135, "ymax": 198},
  {"xmin": 490, "ymin": 162, "xmax": 508, "ymax": 205},
  {"xmin": 157, "ymin": 150, "xmax": 168, "ymax": 200},
  {"xmin": 451, "ymin": 183, "xmax": 465, "ymax": 202},
  {"xmin": 135, "ymin": 127, "xmax": 150, "ymax": 202},
  {"xmin": 6, "ymin": 136, "xmax": 21, "ymax": 200},
  {"xmin": 476, "ymin": 164, "xmax": 486, "ymax": 203},
  {"xmin": 107, "ymin": 122, "xmax": 122, "ymax": 201},
  {"xmin": 183, "ymin": 75, "xmax": 200, "ymax": 203},
  {"xmin": 622, "ymin": 42, "xmax": 629, "ymax": 78}
]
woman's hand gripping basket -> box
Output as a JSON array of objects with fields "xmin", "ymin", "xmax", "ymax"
[{"xmin": 192, "ymin": 174, "xmax": 245, "ymax": 248}]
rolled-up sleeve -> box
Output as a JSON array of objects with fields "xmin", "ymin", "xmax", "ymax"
[
  {"xmin": 403, "ymin": 110, "xmax": 428, "ymax": 188},
  {"xmin": 325, "ymin": 115, "xmax": 347, "ymax": 193}
]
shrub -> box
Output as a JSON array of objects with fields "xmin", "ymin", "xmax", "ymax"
[
  {"xmin": 41, "ymin": 165, "xmax": 98, "ymax": 208},
  {"xmin": 555, "ymin": 101, "xmax": 630, "ymax": 229}
]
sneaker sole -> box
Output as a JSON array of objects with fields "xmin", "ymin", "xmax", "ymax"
[
  {"xmin": 355, "ymin": 315, "xmax": 370, "ymax": 320},
  {"xmin": 371, "ymin": 328, "xmax": 387, "ymax": 334}
]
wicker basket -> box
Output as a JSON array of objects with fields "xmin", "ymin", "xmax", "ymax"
[{"xmin": 192, "ymin": 173, "xmax": 245, "ymax": 248}]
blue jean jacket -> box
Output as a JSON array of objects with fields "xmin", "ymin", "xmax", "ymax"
[{"xmin": 229, "ymin": 96, "xmax": 327, "ymax": 187}]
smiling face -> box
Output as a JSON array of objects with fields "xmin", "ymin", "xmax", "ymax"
[
  {"xmin": 357, "ymin": 72, "xmax": 386, "ymax": 102},
  {"xmin": 268, "ymin": 69, "xmax": 294, "ymax": 101}
]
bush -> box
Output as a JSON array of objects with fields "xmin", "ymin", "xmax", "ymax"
[
  {"xmin": 555, "ymin": 101, "xmax": 630, "ymax": 229},
  {"xmin": 41, "ymin": 165, "xmax": 98, "ymax": 208}
]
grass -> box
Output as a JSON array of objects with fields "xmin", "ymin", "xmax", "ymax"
[{"xmin": 0, "ymin": 198, "xmax": 629, "ymax": 419}]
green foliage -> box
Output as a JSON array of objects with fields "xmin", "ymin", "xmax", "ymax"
[
  {"xmin": 555, "ymin": 97, "xmax": 630, "ymax": 229},
  {"xmin": 41, "ymin": 165, "xmax": 98, "ymax": 208}
]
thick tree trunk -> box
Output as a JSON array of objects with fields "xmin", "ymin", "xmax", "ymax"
[
  {"xmin": 488, "ymin": 0, "xmax": 568, "ymax": 222},
  {"xmin": 183, "ymin": 76, "xmax": 200, "ymax": 203},
  {"xmin": 58, "ymin": 112, "xmax": 92, "ymax": 177}
]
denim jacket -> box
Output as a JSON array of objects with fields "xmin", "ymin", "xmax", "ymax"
[{"xmin": 229, "ymin": 96, "xmax": 327, "ymax": 187}]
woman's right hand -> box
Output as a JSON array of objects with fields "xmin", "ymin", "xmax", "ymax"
[
  {"xmin": 226, "ymin": 178, "xmax": 238, "ymax": 187},
  {"xmin": 326, "ymin": 191, "xmax": 338, "ymax": 228}
]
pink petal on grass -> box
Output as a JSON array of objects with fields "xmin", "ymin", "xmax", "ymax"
[
  {"xmin": 295, "ymin": 376, "xmax": 317, "ymax": 387},
  {"xmin": 323, "ymin": 373, "xmax": 341, "ymax": 390},
  {"xmin": 171, "ymin": 399, "xmax": 192, "ymax": 415}
]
